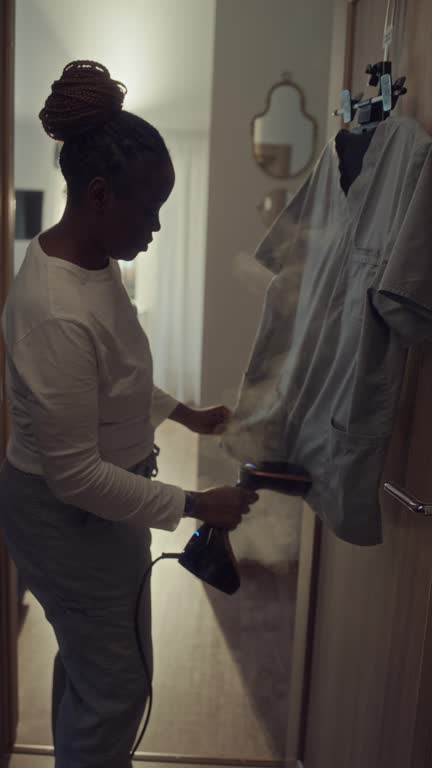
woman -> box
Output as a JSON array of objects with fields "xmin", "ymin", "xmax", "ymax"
[{"xmin": 0, "ymin": 60, "xmax": 257, "ymax": 768}]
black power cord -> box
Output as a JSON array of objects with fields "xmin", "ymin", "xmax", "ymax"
[{"xmin": 130, "ymin": 551, "xmax": 182, "ymax": 758}]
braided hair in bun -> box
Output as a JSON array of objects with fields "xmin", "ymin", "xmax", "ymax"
[{"xmin": 39, "ymin": 60, "xmax": 170, "ymax": 203}]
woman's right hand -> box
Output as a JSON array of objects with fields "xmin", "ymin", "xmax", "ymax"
[{"xmin": 190, "ymin": 486, "xmax": 259, "ymax": 530}]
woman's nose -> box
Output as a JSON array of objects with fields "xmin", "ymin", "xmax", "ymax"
[{"xmin": 152, "ymin": 216, "xmax": 161, "ymax": 233}]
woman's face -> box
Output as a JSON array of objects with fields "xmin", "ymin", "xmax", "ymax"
[{"xmin": 89, "ymin": 156, "xmax": 175, "ymax": 261}]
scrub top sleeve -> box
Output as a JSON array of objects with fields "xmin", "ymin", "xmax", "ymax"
[{"xmin": 375, "ymin": 145, "xmax": 432, "ymax": 345}]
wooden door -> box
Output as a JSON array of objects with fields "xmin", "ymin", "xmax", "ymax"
[
  {"xmin": 303, "ymin": 2, "xmax": 432, "ymax": 767},
  {"xmin": 0, "ymin": 0, "xmax": 17, "ymax": 756}
]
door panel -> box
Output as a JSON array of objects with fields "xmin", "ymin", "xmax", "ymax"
[
  {"xmin": 398, "ymin": 0, "xmax": 432, "ymax": 130},
  {"xmin": 304, "ymin": 351, "xmax": 431, "ymax": 768},
  {"xmin": 304, "ymin": 1, "xmax": 432, "ymax": 766}
]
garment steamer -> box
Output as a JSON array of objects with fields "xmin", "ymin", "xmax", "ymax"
[{"xmin": 178, "ymin": 461, "xmax": 311, "ymax": 594}]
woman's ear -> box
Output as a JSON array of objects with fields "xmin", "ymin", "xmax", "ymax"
[{"xmin": 87, "ymin": 177, "xmax": 112, "ymax": 213}]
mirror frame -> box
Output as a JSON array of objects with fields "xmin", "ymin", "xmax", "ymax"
[{"xmin": 251, "ymin": 72, "xmax": 319, "ymax": 180}]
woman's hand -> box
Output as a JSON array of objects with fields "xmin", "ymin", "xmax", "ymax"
[
  {"xmin": 187, "ymin": 405, "xmax": 233, "ymax": 435},
  {"xmin": 191, "ymin": 486, "xmax": 259, "ymax": 530},
  {"xmin": 169, "ymin": 402, "xmax": 233, "ymax": 435}
]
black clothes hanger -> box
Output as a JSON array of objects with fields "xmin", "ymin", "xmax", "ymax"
[{"xmin": 335, "ymin": 128, "xmax": 376, "ymax": 196}]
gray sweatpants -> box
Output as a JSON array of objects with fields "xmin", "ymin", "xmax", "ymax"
[{"xmin": 0, "ymin": 454, "xmax": 157, "ymax": 768}]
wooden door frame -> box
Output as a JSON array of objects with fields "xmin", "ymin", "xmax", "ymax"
[
  {"xmin": 344, "ymin": 0, "xmax": 361, "ymax": 91},
  {"xmin": 0, "ymin": 0, "xmax": 17, "ymax": 756},
  {"xmin": 286, "ymin": 0, "xmax": 360, "ymax": 762}
]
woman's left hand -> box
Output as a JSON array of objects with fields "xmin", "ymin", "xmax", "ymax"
[{"xmin": 188, "ymin": 405, "xmax": 233, "ymax": 435}]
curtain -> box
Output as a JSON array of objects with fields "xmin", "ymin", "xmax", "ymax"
[{"xmin": 134, "ymin": 130, "xmax": 209, "ymax": 406}]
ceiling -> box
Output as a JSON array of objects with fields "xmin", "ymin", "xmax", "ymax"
[{"xmin": 15, "ymin": 0, "xmax": 216, "ymax": 130}]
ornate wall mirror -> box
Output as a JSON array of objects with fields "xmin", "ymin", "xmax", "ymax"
[{"xmin": 251, "ymin": 72, "xmax": 317, "ymax": 179}]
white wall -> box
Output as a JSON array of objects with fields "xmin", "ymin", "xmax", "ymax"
[
  {"xmin": 16, "ymin": 0, "xmax": 216, "ymax": 131},
  {"xmin": 14, "ymin": 0, "xmax": 215, "ymax": 402},
  {"xmin": 14, "ymin": 119, "xmax": 65, "ymax": 274},
  {"xmin": 199, "ymin": 0, "xmax": 334, "ymax": 484}
]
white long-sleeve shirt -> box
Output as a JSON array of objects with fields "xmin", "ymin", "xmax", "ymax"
[{"xmin": 1, "ymin": 235, "xmax": 186, "ymax": 531}]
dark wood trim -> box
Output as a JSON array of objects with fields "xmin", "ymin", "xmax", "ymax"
[
  {"xmin": 0, "ymin": 550, "xmax": 18, "ymax": 756},
  {"xmin": 297, "ymin": 516, "xmax": 322, "ymax": 761},
  {"xmin": 411, "ymin": 579, "xmax": 432, "ymax": 766},
  {"xmin": 343, "ymin": 0, "xmax": 360, "ymax": 92},
  {"xmin": 0, "ymin": 0, "xmax": 17, "ymax": 757},
  {"xmin": 408, "ymin": 345, "xmax": 432, "ymax": 767},
  {"xmin": 14, "ymin": 744, "xmax": 296, "ymax": 767},
  {"xmin": 0, "ymin": 1, "xmax": 14, "ymax": 449},
  {"xmin": 285, "ymin": 507, "xmax": 321, "ymax": 760}
]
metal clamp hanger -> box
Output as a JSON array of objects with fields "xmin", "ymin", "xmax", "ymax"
[{"xmin": 333, "ymin": 61, "xmax": 407, "ymax": 131}]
